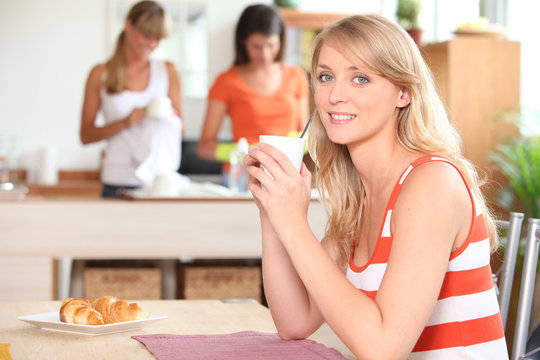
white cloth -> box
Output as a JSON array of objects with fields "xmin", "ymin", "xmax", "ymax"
[
  {"xmin": 99, "ymin": 60, "xmax": 182, "ymax": 186},
  {"xmin": 134, "ymin": 114, "xmax": 182, "ymax": 186}
]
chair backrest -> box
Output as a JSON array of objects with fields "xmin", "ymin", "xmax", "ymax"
[
  {"xmin": 512, "ymin": 218, "xmax": 540, "ymax": 360},
  {"xmin": 495, "ymin": 212, "xmax": 525, "ymax": 330}
]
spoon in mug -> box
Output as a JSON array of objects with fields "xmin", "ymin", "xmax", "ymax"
[{"xmin": 299, "ymin": 117, "xmax": 312, "ymax": 139}]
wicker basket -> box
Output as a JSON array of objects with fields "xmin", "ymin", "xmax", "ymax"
[
  {"xmin": 83, "ymin": 267, "xmax": 161, "ymax": 300},
  {"xmin": 181, "ymin": 265, "xmax": 261, "ymax": 303}
]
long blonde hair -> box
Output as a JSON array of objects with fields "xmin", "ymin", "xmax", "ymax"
[
  {"xmin": 104, "ymin": 0, "xmax": 171, "ymax": 94},
  {"xmin": 308, "ymin": 15, "xmax": 497, "ymax": 267}
]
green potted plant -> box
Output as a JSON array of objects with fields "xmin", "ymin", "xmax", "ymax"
[
  {"xmin": 396, "ymin": 0, "xmax": 423, "ymax": 45},
  {"xmin": 491, "ymin": 137, "xmax": 540, "ymax": 222},
  {"xmin": 274, "ymin": 0, "xmax": 300, "ymax": 9},
  {"xmin": 490, "ymin": 107, "xmax": 540, "ymax": 224}
]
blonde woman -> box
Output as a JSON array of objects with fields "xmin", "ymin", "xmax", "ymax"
[
  {"xmin": 81, "ymin": 0, "xmax": 182, "ymax": 197},
  {"xmin": 244, "ymin": 15, "xmax": 507, "ymax": 359}
]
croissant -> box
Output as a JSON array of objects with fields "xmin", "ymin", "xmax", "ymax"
[
  {"xmin": 59, "ymin": 298, "xmax": 105, "ymax": 325},
  {"xmin": 60, "ymin": 296, "xmax": 148, "ymax": 325},
  {"xmin": 90, "ymin": 296, "xmax": 148, "ymax": 324}
]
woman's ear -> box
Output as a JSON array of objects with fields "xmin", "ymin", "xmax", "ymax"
[
  {"xmin": 124, "ymin": 19, "xmax": 132, "ymax": 33},
  {"xmin": 397, "ymin": 87, "xmax": 411, "ymax": 108}
]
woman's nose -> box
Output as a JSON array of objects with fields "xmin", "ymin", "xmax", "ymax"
[
  {"xmin": 262, "ymin": 47, "xmax": 273, "ymax": 60},
  {"xmin": 328, "ymin": 82, "xmax": 349, "ymax": 104}
]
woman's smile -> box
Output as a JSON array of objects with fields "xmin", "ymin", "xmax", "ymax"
[{"xmin": 329, "ymin": 112, "xmax": 356, "ymax": 124}]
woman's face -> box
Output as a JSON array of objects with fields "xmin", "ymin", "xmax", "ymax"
[
  {"xmin": 244, "ymin": 33, "xmax": 280, "ymax": 66},
  {"xmin": 313, "ymin": 44, "xmax": 409, "ymax": 147},
  {"xmin": 124, "ymin": 20, "xmax": 160, "ymax": 59}
]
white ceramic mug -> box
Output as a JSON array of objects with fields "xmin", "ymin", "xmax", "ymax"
[
  {"xmin": 147, "ymin": 97, "xmax": 173, "ymax": 119},
  {"xmin": 153, "ymin": 173, "xmax": 181, "ymax": 196},
  {"xmin": 259, "ymin": 135, "xmax": 306, "ymax": 175}
]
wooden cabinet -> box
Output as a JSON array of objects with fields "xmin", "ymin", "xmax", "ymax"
[
  {"xmin": 279, "ymin": 7, "xmax": 350, "ymax": 30},
  {"xmin": 422, "ymin": 36, "xmax": 520, "ymax": 178}
]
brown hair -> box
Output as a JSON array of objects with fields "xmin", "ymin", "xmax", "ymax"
[
  {"xmin": 104, "ymin": 0, "xmax": 171, "ymax": 94},
  {"xmin": 234, "ymin": 4, "xmax": 285, "ymax": 66}
]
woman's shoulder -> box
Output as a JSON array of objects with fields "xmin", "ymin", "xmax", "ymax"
[
  {"xmin": 163, "ymin": 61, "xmax": 180, "ymax": 76},
  {"xmin": 212, "ymin": 66, "xmax": 240, "ymax": 87},
  {"xmin": 392, "ymin": 157, "xmax": 474, "ymax": 257},
  {"xmin": 395, "ymin": 157, "xmax": 471, "ymax": 216},
  {"xmin": 217, "ymin": 66, "xmax": 238, "ymax": 78},
  {"xmin": 208, "ymin": 67, "xmax": 240, "ymax": 99},
  {"xmin": 163, "ymin": 60, "xmax": 176, "ymax": 70},
  {"xmin": 403, "ymin": 157, "xmax": 467, "ymax": 193},
  {"xmin": 281, "ymin": 63, "xmax": 309, "ymax": 90},
  {"xmin": 87, "ymin": 63, "xmax": 105, "ymax": 84},
  {"xmin": 281, "ymin": 62, "xmax": 306, "ymax": 76},
  {"xmin": 89, "ymin": 63, "xmax": 104, "ymax": 74}
]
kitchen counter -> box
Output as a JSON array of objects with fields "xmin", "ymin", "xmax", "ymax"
[
  {"xmin": 27, "ymin": 179, "xmax": 102, "ymax": 197},
  {"xmin": 0, "ymin": 196, "xmax": 328, "ymax": 301},
  {"xmin": 21, "ymin": 173, "xmax": 225, "ymax": 198},
  {"xmin": 13, "ymin": 170, "xmax": 103, "ymax": 198}
]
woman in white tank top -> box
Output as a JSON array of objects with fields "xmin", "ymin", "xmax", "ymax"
[{"xmin": 80, "ymin": 0, "xmax": 183, "ymax": 198}]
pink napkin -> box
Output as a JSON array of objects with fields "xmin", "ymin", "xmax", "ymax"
[{"xmin": 132, "ymin": 331, "xmax": 347, "ymax": 360}]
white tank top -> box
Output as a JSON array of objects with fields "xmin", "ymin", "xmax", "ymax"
[{"xmin": 100, "ymin": 60, "xmax": 174, "ymax": 186}]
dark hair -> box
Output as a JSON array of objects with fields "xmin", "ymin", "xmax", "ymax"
[{"xmin": 234, "ymin": 4, "xmax": 285, "ymax": 65}]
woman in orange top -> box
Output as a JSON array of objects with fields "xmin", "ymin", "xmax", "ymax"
[{"xmin": 197, "ymin": 4, "xmax": 309, "ymax": 170}]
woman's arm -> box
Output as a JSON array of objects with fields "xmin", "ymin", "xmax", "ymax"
[
  {"xmin": 248, "ymin": 144, "xmax": 471, "ymax": 359},
  {"xmin": 197, "ymin": 99, "xmax": 227, "ymax": 161},
  {"xmin": 166, "ymin": 61, "xmax": 183, "ymax": 120},
  {"xmin": 244, "ymin": 150, "xmax": 325, "ymax": 338},
  {"xmin": 261, "ymin": 215, "xmax": 327, "ymax": 338},
  {"xmin": 80, "ymin": 65, "xmax": 145, "ymax": 144}
]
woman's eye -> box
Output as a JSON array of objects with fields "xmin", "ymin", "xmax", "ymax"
[
  {"xmin": 318, "ymin": 73, "xmax": 333, "ymax": 82},
  {"xmin": 353, "ymin": 75, "xmax": 368, "ymax": 85}
]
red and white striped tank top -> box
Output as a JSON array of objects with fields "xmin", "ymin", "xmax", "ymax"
[{"xmin": 346, "ymin": 156, "xmax": 508, "ymax": 359}]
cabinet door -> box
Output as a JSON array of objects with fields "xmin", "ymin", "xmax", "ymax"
[
  {"xmin": 0, "ymin": 257, "xmax": 53, "ymax": 300},
  {"xmin": 423, "ymin": 37, "xmax": 520, "ymax": 171}
]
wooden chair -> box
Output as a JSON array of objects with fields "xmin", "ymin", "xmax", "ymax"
[
  {"xmin": 511, "ymin": 218, "xmax": 540, "ymax": 360},
  {"xmin": 495, "ymin": 212, "xmax": 525, "ymax": 329}
]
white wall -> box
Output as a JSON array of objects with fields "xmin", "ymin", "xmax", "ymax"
[
  {"xmin": 506, "ymin": 1, "xmax": 540, "ymax": 136},
  {"xmin": 0, "ymin": 0, "xmax": 108, "ymax": 174}
]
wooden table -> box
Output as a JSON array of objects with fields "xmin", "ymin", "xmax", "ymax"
[
  {"xmin": 0, "ymin": 300, "xmax": 355, "ymax": 359},
  {"xmin": 0, "ymin": 198, "xmax": 328, "ymax": 300}
]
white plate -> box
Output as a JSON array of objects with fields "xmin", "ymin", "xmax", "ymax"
[{"xmin": 18, "ymin": 312, "xmax": 167, "ymax": 336}]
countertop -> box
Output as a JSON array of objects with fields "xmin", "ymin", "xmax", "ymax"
[{"xmin": 6, "ymin": 171, "xmax": 224, "ymax": 198}]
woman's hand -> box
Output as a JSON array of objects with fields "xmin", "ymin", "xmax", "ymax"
[
  {"xmin": 81, "ymin": 64, "xmax": 147, "ymax": 144},
  {"xmin": 126, "ymin": 107, "xmax": 146, "ymax": 127},
  {"xmin": 244, "ymin": 143, "xmax": 312, "ymax": 241},
  {"xmin": 197, "ymin": 99, "xmax": 228, "ymax": 161}
]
